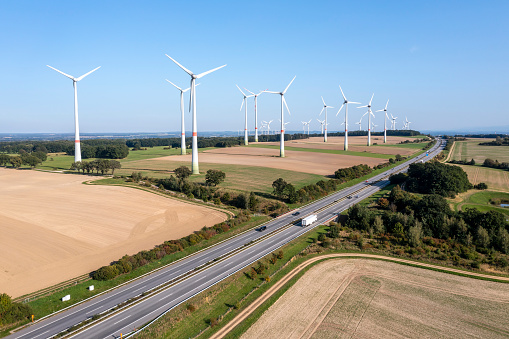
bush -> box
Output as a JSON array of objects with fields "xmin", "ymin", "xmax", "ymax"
[
  {"xmin": 93, "ymin": 265, "xmax": 119, "ymax": 281},
  {"xmin": 474, "ymin": 182, "xmax": 488, "ymax": 190}
]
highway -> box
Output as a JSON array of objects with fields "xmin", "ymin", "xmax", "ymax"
[{"xmin": 9, "ymin": 139, "xmax": 445, "ymax": 339}]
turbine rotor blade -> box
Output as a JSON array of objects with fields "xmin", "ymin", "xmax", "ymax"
[
  {"xmin": 369, "ymin": 93, "xmax": 374, "ymax": 106},
  {"xmin": 283, "ymin": 96, "xmax": 291, "ymax": 115},
  {"xmin": 165, "ymin": 79, "xmax": 182, "ymax": 91},
  {"xmin": 166, "ymin": 54, "xmax": 194, "ymax": 76},
  {"xmin": 196, "ymin": 64, "xmax": 227, "ymax": 78},
  {"xmin": 46, "ymin": 65, "xmax": 75, "ymax": 80},
  {"xmin": 244, "ymin": 87, "xmax": 255, "ymax": 95},
  {"xmin": 240, "ymin": 99, "xmax": 244, "ymax": 111},
  {"xmin": 236, "ymin": 84, "xmax": 246, "ymax": 96},
  {"xmin": 319, "ymin": 107, "xmax": 325, "ymax": 116},
  {"xmin": 76, "ymin": 66, "xmax": 101, "ymax": 81},
  {"xmin": 321, "ymin": 96, "xmax": 326, "ymax": 106},
  {"xmin": 282, "ymin": 76, "xmax": 296, "ymax": 94},
  {"xmin": 336, "ymin": 104, "xmax": 345, "ymax": 116},
  {"xmin": 385, "ymin": 99, "xmax": 389, "ymax": 110},
  {"xmin": 338, "ymin": 84, "xmax": 347, "ymax": 101}
]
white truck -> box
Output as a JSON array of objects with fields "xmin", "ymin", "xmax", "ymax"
[{"xmin": 301, "ymin": 214, "xmax": 318, "ymax": 227}]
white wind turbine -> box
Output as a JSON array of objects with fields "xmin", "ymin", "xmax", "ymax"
[
  {"xmin": 166, "ymin": 54, "xmax": 226, "ymax": 174},
  {"xmin": 319, "ymin": 96, "xmax": 334, "ymax": 142},
  {"xmin": 317, "ymin": 119, "xmax": 325, "ymax": 134},
  {"xmin": 264, "ymin": 119, "xmax": 274, "ymax": 135},
  {"xmin": 375, "ymin": 99, "xmax": 389, "ymax": 143},
  {"xmin": 301, "ymin": 121, "xmax": 307, "ymax": 134},
  {"xmin": 47, "ymin": 65, "xmax": 100, "ymax": 163},
  {"xmin": 165, "ymin": 80, "xmax": 195, "ymax": 155},
  {"xmin": 279, "ymin": 119, "xmax": 291, "ymax": 133},
  {"xmin": 301, "ymin": 119, "xmax": 311, "ymax": 135},
  {"xmin": 356, "ymin": 111, "xmax": 368, "ymax": 131},
  {"xmin": 237, "ymin": 85, "xmax": 254, "ymax": 146},
  {"xmin": 244, "ymin": 88, "xmax": 264, "ymax": 142},
  {"xmin": 404, "ymin": 117, "xmax": 411, "ymax": 130},
  {"xmin": 390, "ymin": 114, "xmax": 398, "ymax": 130},
  {"xmin": 358, "ymin": 94, "xmax": 375, "ymax": 146},
  {"xmin": 264, "ymin": 76, "xmax": 296, "ymax": 157},
  {"xmin": 336, "ymin": 84, "xmax": 361, "ymax": 151}
]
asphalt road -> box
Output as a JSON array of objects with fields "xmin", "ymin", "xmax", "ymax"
[{"xmin": 8, "ymin": 139, "xmax": 445, "ymax": 339}]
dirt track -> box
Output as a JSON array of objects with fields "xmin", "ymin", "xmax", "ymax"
[
  {"xmin": 0, "ymin": 169, "xmax": 227, "ymax": 297},
  {"xmin": 211, "ymin": 254, "xmax": 509, "ymax": 339}
]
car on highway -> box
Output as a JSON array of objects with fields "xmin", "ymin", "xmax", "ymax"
[
  {"xmin": 292, "ymin": 211, "xmax": 300, "ymax": 216},
  {"xmin": 347, "ymin": 196, "xmax": 352, "ymax": 199},
  {"xmin": 258, "ymin": 226, "xmax": 267, "ymax": 231}
]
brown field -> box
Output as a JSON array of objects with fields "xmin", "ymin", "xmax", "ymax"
[
  {"xmin": 457, "ymin": 164, "xmax": 509, "ymax": 192},
  {"xmin": 241, "ymin": 259, "xmax": 509, "ymax": 339},
  {"xmin": 0, "ymin": 168, "xmax": 227, "ymax": 297},
  {"xmin": 262, "ymin": 136, "xmax": 422, "ymax": 155},
  {"xmin": 152, "ymin": 146, "xmax": 386, "ymax": 176}
]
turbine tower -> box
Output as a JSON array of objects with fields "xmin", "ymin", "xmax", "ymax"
[
  {"xmin": 317, "ymin": 119, "xmax": 325, "ymax": 134},
  {"xmin": 237, "ymin": 85, "xmax": 253, "ymax": 146},
  {"xmin": 166, "ymin": 54, "xmax": 226, "ymax": 174},
  {"xmin": 264, "ymin": 76, "xmax": 296, "ymax": 157},
  {"xmin": 358, "ymin": 94, "xmax": 375, "ymax": 146},
  {"xmin": 375, "ymin": 99, "xmax": 389, "ymax": 143},
  {"xmin": 166, "ymin": 80, "xmax": 193, "ymax": 155},
  {"xmin": 319, "ymin": 97, "xmax": 334, "ymax": 142},
  {"xmin": 356, "ymin": 111, "xmax": 368, "ymax": 131},
  {"xmin": 336, "ymin": 84, "xmax": 360, "ymax": 151},
  {"xmin": 47, "ymin": 65, "xmax": 100, "ymax": 163},
  {"xmin": 245, "ymin": 88, "xmax": 264, "ymax": 142}
]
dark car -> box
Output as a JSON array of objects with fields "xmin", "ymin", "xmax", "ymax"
[
  {"xmin": 293, "ymin": 211, "xmax": 300, "ymax": 216},
  {"xmin": 258, "ymin": 226, "xmax": 267, "ymax": 231}
]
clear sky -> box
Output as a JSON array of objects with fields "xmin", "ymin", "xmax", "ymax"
[{"xmin": 0, "ymin": 0, "xmax": 507, "ymax": 134}]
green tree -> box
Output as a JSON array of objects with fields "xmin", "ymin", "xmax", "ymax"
[
  {"xmin": 407, "ymin": 220, "xmax": 423, "ymax": 246},
  {"xmin": 0, "ymin": 153, "xmax": 9, "ymax": 166},
  {"xmin": 373, "ymin": 215, "xmax": 385, "ymax": 234},
  {"xmin": 109, "ymin": 160, "xmax": 121, "ymax": 175},
  {"xmin": 174, "ymin": 166, "xmax": 192, "ymax": 180},
  {"xmin": 205, "ymin": 169, "xmax": 226, "ymax": 186},
  {"xmin": 329, "ymin": 223, "xmax": 340, "ymax": 238},
  {"xmin": 248, "ymin": 192, "xmax": 258, "ymax": 211},
  {"xmin": 9, "ymin": 156, "xmax": 22, "ymax": 168},
  {"xmin": 272, "ymin": 178, "xmax": 288, "ymax": 198},
  {"xmin": 477, "ymin": 226, "xmax": 490, "ymax": 248},
  {"xmin": 70, "ymin": 161, "xmax": 82, "ymax": 173},
  {"xmin": 23, "ymin": 155, "xmax": 42, "ymax": 168}
]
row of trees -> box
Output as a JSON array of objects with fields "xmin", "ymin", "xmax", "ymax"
[
  {"xmin": 334, "ymin": 164, "xmax": 372, "ymax": 182},
  {"xmin": 346, "ymin": 185, "xmax": 509, "ymax": 253},
  {"xmin": 70, "ymin": 160, "xmax": 121, "ymax": 175},
  {"xmin": 92, "ymin": 212, "xmax": 251, "ymax": 281},
  {"xmin": 479, "ymin": 136, "xmax": 509, "ymax": 146},
  {"xmin": 272, "ymin": 177, "xmax": 340, "ymax": 204},
  {"xmin": 0, "ymin": 151, "xmax": 47, "ymax": 168}
]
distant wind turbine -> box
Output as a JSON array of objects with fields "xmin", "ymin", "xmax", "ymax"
[
  {"xmin": 166, "ymin": 54, "xmax": 226, "ymax": 174},
  {"xmin": 317, "ymin": 119, "xmax": 325, "ymax": 134},
  {"xmin": 336, "ymin": 84, "xmax": 360, "ymax": 151},
  {"xmin": 264, "ymin": 76, "xmax": 296, "ymax": 157},
  {"xmin": 319, "ymin": 96, "xmax": 334, "ymax": 142},
  {"xmin": 390, "ymin": 114, "xmax": 398, "ymax": 130},
  {"xmin": 165, "ymin": 80, "xmax": 196, "ymax": 155},
  {"xmin": 358, "ymin": 94, "xmax": 375, "ymax": 146},
  {"xmin": 47, "ymin": 65, "xmax": 100, "ymax": 163},
  {"xmin": 237, "ymin": 85, "xmax": 254, "ymax": 146},
  {"xmin": 244, "ymin": 88, "xmax": 264, "ymax": 142},
  {"xmin": 375, "ymin": 99, "xmax": 389, "ymax": 143}
]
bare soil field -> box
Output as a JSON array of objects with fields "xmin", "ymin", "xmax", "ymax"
[
  {"xmin": 260, "ymin": 136, "xmax": 422, "ymax": 155},
  {"xmin": 457, "ymin": 164, "xmax": 509, "ymax": 192},
  {"xmin": 241, "ymin": 259, "xmax": 509, "ymax": 339},
  {"xmin": 0, "ymin": 168, "xmax": 227, "ymax": 297},
  {"xmin": 153, "ymin": 146, "xmax": 386, "ymax": 176}
]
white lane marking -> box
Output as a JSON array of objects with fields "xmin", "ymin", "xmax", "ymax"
[
  {"xmin": 113, "ymin": 314, "xmax": 131, "ymax": 325},
  {"xmin": 31, "ymin": 330, "xmax": 49, "ymax": 339}
]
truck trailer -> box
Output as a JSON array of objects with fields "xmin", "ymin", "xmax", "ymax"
[{"xmin": 301, "ymin": 214, "xmax": 317, "ymax": 226}]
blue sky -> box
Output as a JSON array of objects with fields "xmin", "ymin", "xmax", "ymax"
[{"xmin": 0, "ymin": 1, "xmax": 507, "ymax": 133}]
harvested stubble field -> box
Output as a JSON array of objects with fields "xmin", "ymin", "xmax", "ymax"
[
  {"xmin": 242, "ymin": 259, "xmax": 509, "ymax": 339},
  {"xmin": 0, "ymin": 168, "xmax": 227, "ymax": 297},
  {"xmin": 262, "ymin": 136, "xmax": 423, "ymax": 156},
  {"xmin": 152, "ymin": 146, "xmax": 387, "ymax": 176},
  {"xmin": 452, "ymin": 138, "xmax": 509, "ymax": 164},
  {"xmin": 457, "ymin": 164, "xmax": 509, "ymax": 192}
]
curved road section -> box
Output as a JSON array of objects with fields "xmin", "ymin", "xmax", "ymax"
[{"xmin": 9, "ymin": 140, "xmax": 445, "ymax": 339}]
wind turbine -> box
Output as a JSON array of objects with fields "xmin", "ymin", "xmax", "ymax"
[
  {"xmin": 244, "ymin": 88, "xmax": 264, "ymax": 142},
  {"xmin": 301, "ymin": 119, "xmax": 311, "ymax": 135},
  {"xmin": 404, "ymin": 117, "xmax": 411, "ymax": 130},
  {"xmin": 317, "ymin": 119, "xmax": 325, "ymax": 134},
  {"xmin": 301, "ymin": 121, "xmax": 307, "ymax": 134},
  {"xmin": 390, "ymin": 114, "xmax": 398, "ymax": 130},
  {"xmin": 264, "ymin": 76, "xmax": 296, "ymax": 157},
  {"xmin": 358, "ymin": 94, "xmax": 375, "ymax": 146},
  {"xmin": 279, "ymin": 119, "xmax": 291, "ymax": 133},
  {"xmin": 237, "ymin": 85, "xmax": 254, "ymax": 146},
  {"xmin": 356, "ymin": 111, "xmax": 368, "ymax": 131},
  {"xmin": 336, "ymin": 84, "xmax": 360, "ymax": 151},
  {"xmin": 375, "ymin": 99, "xmax": 389, "ymax": 143},
  {"xmin": 47, "ymin": 65, "xmax": 100, "ymax": 163},
  {"xmin": 319, "ymin": 97, "xmax": 334, "ymax": 142},
  {"xmin": 166, "ymin": 80, "xmax": 194, "ymax": 155},
  {"xmin": 166, "ymin": 54, "xmax": 226, "ymax": 174},
  {"xmin": 264, "ymin": 119, "xmax": 274, "ymax": 135}
]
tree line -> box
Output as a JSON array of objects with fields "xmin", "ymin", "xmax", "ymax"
[
  {"xmin": 92, "ymin": 212, "xmax": 251, "ymax": 281},
  {"xmin": 0, "ymin": 150, "xmax": 47, "ymax": 168},
  {"xmin": 478, "ymin": 136, "xmax": 509, "ymax": 146},
  {"xmin": 0, "ymin": 293, "xmax": 32, "ymax": 327},
  {"xmin": 70, "ymin": 160, "xmax": 121, "ymax": 175}
]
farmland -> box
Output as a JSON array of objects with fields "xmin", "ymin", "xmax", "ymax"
[
  {"xmin": 242, "ymin": 259, "xmax": 509, "ymax": 339},
  {"xmin": 0, "ymin": 168, "xmax": 227, "ymax": 297},
  {"xmin": 451, "ymin": 138, "xmax": 509, "ymax": 164}
]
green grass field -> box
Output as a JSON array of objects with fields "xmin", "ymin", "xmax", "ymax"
[
  {"xmin": 373, "ymin": 142, "xmax": 429, "ymax": 149},
  {"xmin": 247, "ymin": 144, "xmax": 393, "ymax": 159}
]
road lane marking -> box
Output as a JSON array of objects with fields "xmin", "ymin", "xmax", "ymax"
[{"xmin": 113, "ymin": 315, "xmax": 131, "ymax": 325}]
